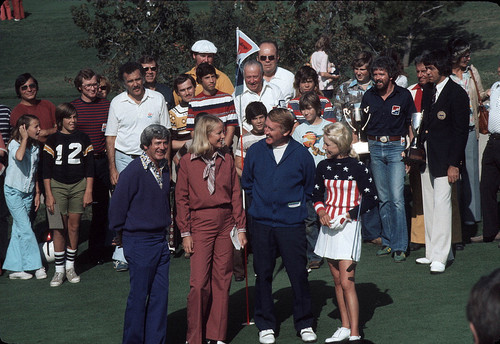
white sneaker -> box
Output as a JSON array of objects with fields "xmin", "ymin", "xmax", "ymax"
[
  {"xmin": 415, "ymin": 257, "xmax": 431, "ymax": 265},
  {"xmin": 349, "ymin": 336, "xmax": 362, "ymax": 341},
  {"xmin": 325, "ymin": 327, "xmax": 351, "ymax": 343},
  {"xmin": 66, "ymin": 268, "xmax": 80, "ymax": 283},
  {"xmin": 259, "ymin": 329, "xmax": 275, "ymax": 344},
  {"xmin": 430, "ymin": 261, "xmax": 446, "ymax": 274},
  {"xmin": 300, "ymin": 327, "xmax": 317, "ymax": 343},
  {"xmin": 50, "ymin": 271, "xmax": 65, "ymax": 287},
  {"xmin": 9, "ymin": 271, "xmax": 33, "ymax": 280},
  {"xmin": 35, "ymin": 267, "xmax": 47, "ymax": 279}
]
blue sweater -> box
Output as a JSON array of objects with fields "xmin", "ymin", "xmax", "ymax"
[
  {"xmin": 108, "ymin": 158, "xmax": 171, "ymax": 235},
  {"xmin": 241, "ymin": 138, "xmax": 315, "ymax": 227}
]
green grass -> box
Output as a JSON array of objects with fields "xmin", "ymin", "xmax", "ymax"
[{"xmin": 1, "ymin": 209, "xmax": 498, "ymax": 344}]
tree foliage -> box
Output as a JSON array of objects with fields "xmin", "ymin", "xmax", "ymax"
[{"xmin": 72, "ymin": 1, "xmax": 477, "ymax": 91}]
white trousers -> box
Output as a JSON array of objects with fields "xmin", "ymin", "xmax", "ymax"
[{"xmin": 420, "ymin": 167, "xmax": 453, "ymax": 265}]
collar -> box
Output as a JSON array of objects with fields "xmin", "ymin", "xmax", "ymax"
[
  {"xmin": 348, "ymin": 79, "xmax": 373, "ymax": 89},
  {"xmin": 140, "ymin": 151, "xmax": 166, "ymax": 171},
  {"xmin": 190, "ymin": 150, "xmax": 225, "ymax": 161},
  {"xmin": 411, "ymin": 83, "xmax": 423, "ymax": 91},
  {"xmin": 120, "ymin": 88, "xmax": 153, "ymax": 104},
  {"xmin": 243, "ymin": 80, "xmax": 272, "ymax": 96},
  {"xmin": 435, "ymin": 77, "xmax": 449, "ymax": 94}
]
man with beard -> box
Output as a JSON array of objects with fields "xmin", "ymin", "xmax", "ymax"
[
  {"xmin": 139, "ymin": 55, "xmax": 175, "ymax": 110},
  {"xmin": 361, "ymin": 56, "xmax": 416, "ymax": 262},
  {"xmin": 106, "ymin": 61, "xmax": 171, "ymax": 272}
]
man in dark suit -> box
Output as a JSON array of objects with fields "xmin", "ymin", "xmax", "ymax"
[{"xmin": 417, "ymin": 49, "xmax": 469, "ymax": 274}]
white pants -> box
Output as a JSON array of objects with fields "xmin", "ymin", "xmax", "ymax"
[{"xmin": 421, "ymin": 168, "xmax": 453, "ymax": 265}]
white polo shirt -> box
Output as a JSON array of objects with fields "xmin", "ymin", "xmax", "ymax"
[
  {"xmin": 268, "ymin": 67, "xmax": 295, "ymax": 104},
  {"xmin": 106, "ymin": 88, "xmax": 171, "ymax": 155},
  {"xmin": 234, "ymin": 81, "xmax": 284, "ymax": 132}
]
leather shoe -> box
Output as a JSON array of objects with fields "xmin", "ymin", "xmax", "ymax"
[
  {"xmin": 259, "ymin": 329, "xmax": 275, "ymax": 344},
  {"xmin": 300, "ymin": 327, "xmax": 317, "ymax": 343},
  {"xmin": 430, "ymin": 261, "xmax": 446, "ymax": 274},
  {"xmin": 235, "ymin": 275, "xmax": 245, "ymax": 282},
  {"xmin": 325, "ymin": 327, "xmax": 351, "ymax": 343},
  {"xmin": 409, "ymin": 242, "xmax": 423, "ymax": 251},
  {"xmin": 415, "ymin": 257, "xmax": 431, "ymax": 265},
  {"xmin": 454, "ymin": 243, "xmax": 465, "ymax": 251}
]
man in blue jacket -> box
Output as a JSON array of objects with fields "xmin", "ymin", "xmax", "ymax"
[
  {"xmin": 241, "ymin": 108, "xmax": 317, "ymax": 344},
  {"xmin": 108, "ymin": 124, "xmax": 171, "ymax": 344}
]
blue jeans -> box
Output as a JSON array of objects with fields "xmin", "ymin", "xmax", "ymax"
[
  {"xmin": 3, "ymin": 185, "xmax": 42, "ymax": 272},
  {"xmin": 369, "ymin": 140, "xmax": 408, "ymax": 252}
]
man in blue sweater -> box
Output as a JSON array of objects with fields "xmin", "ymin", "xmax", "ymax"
[
  {"xmin": 108, "ymin": 124, "xmax": 171, "ymax": 344},
  {"xmin": 241, "ymin": 108, "xmax": 317, "ymax": 344}
]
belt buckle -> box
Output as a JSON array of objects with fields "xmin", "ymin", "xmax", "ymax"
[{"xmin": 379, "ymin": 136, "xmax": 388, "ymax": 143}]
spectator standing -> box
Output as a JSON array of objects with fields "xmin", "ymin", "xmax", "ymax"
[
  {"xmin": 310, "ymin": 35, "xmax": 339, "ymax": 99},
  {"xmin": 43, "ymin": 103, "xmax": 94, "ymax": 287},
  {"xmin": 97, "ymin": 75, "xmax": 111, "ymax": 99},
  {"xmin": 139, "ymin": 55, "xmax": 175, "ymax": 110},
  {"xmin": 71, "ymin": 69, "xmax": 111, "ymax": 265},
  {"xmin": 361, "ymin": 56, "xmax": 416, "ymax": 262},
  {"xmin": 258, "ymin": 40, "xmax": 295, "ymax": 104},
  {"xmin": 287, "ymin": 66, "xmax": 336, "ymax": 124}
]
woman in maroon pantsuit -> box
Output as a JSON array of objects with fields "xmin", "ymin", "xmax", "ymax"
[{"xmin": 176, "ymin": 114, "xmax": 247, "ymax": 344}]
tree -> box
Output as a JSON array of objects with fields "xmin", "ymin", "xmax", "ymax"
[{"xmin": 71, "ymin": 0, "xmax": 193, "ymax": 90}]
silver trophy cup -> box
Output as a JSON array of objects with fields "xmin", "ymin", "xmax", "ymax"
[
  {"xmin": 403, "ymin": 111, "xmax": 426, "ymax": 165},
  {"xmin": 343, "ymin": 106, "xmax": 371, "ymax": 154}
]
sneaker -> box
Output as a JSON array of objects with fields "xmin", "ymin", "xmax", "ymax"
[
  {"xmin": 415, "ymin": 257, "xmax": 431, "ymax": 265},
  {"xmin": 259, "ymin": 329, "xmax": 275, "ymax": 344},
  {"xmin": 300, "ymin": 327, "xmax": 317, "ymax": 343},
  {"xmin": 393, "ymin": 251, "xmax": 406, "ymax": 262},
  {"xmin": 349, "ymin": 335, "xmax": 362, "ymax": 342},
  {"xmin": 325, "ymin": 327, "xmax": 351, "ymax": 343},
  {"xmin": 376, "ymin": 246, "xmax": 391, "ymax": 257},
  {"xmin": 66, "ymin": 268, "xmax": 80, "ymax": 283},
  {"xmin": 35, "ymin": 267, "xmax": 47, "ymax": 279},
  {"xmin": 113, "ymin": 260, "xmax": 129, "ymax": 272},
  {"xmin": 50, "ymin": 272, "xmax": 65, "ymax": 287},
  {"xmin": 430, "ymin": 261, "xmax": 446, "ymax": 274},
  {"xmin": 9, "ymin": 271, "xmax": 33, "ymax": 280}
]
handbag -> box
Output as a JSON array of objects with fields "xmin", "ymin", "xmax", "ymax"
[{"xmin": 470, "ymin": 68, "xmax": 489, "ymax": 134}]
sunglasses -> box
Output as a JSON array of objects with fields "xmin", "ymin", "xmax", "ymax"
[
  {"xmin": 99, "ymin": 86, "xmax": 108, "ymax": 91},
  {"xmin": 259, "ymin": 55, "xmax": 276, "ymax": 61},
  {"xmin": 21, "ymin": 83, "xmax": 37, "ymax": 91},
  {"xmin": 143, "ymin": 66, "xmax": 157, "ymax": 72}
]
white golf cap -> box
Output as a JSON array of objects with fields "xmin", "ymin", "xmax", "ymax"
[{"xmin": 191, "ymin": 40, "xmax": 217, "ymax": 54}]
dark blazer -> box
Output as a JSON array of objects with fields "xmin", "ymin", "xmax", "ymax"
[{"xmin": 420, "ymin": 78, "xmax": 469, "ymax": 178}]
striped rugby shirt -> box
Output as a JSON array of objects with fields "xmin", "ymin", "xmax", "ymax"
[
  {"xmin": 186, "ymin": 90, "xmax": 238, "ymax": 131},
  {"xmin": 71, "ymin": 97, "xmax": 110, "ymax": 154}
]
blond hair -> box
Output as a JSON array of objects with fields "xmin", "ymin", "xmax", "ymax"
[
  {"xmin": 323, "ymin": 122, "xmax": 358, "ymax": 159},
  {"xmin": 189, "ymin": 114, "xmax": 223, "ymax": 155}
]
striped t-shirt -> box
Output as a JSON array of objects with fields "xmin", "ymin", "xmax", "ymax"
[
  {"xmin": 186, "ymin": 90, "xmax": 238, "ymax": 131},
  {"xmin": 0, "ymin": 104, "xmax": 11, "ymax": 144},
  {"xmin": 71, "ymin": 97, "xmax": 110, "ymax": 154}
]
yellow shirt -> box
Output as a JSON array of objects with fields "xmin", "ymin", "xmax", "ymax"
[{"xmin": 173, "ymin": 66, "xmax": 234, "ymax": 105}]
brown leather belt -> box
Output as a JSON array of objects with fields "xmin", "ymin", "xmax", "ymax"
[{"xmin": 367, "ymin": 135, "xmax": 402, "ymax": 143}]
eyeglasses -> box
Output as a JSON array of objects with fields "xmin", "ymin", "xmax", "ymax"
[
  {"xmin": 20, "ymin": 83, "xmax": 37, "ymax": 91},
  {"xmin": 99, "ymin": 85, "xmax": 108, "ymax": 91},
  {"xmin": 259, "ymin": 55, "xmax": 276, "ymax": 61},
  {"xmin": 82, "ymin": 83, "xmax": 99, "ymax": 89},
  {"xmin": 143, "ymin": 66, "xmax": 157, "ymax": 72}
]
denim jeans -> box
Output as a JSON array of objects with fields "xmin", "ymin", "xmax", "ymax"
[{"xmin": 369, "ymin": 140, "xmax": 408, "ymax": 252}]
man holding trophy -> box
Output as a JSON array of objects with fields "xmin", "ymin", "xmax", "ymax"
[{"xmin": 360, "ymin": 56, "xmax": 416, "ymax": 262}]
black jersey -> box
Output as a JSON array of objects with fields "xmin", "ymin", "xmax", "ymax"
[{"xmin": 43, "ymin": 131, "xmax": 94, "ymax": 184}]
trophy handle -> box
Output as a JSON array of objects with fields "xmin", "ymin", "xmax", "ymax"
[
  {"xmin": 360, "ymin": 112, "xmax": 371, "ymax": 131},
  {"xmin": 343, "ymin": 108, "xmax": 357, "ymax": 131}
]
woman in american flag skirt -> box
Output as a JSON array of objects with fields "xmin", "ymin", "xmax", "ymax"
[{"xmin": 312, "ymin": 122, "xmax": 377, "ymax": 343}]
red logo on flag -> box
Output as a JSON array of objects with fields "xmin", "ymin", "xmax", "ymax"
[{"xmin": 238, "ymin": 37, "xmax": 252, "ymax": 54}]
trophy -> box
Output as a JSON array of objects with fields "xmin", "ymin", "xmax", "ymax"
[
  {"xmin": 343, "ymin": 106, "xmax": 371, "ymax": 155},
  {"xmin": 403, "ymin": 112, "xmax": 426, "ymax": 166}
]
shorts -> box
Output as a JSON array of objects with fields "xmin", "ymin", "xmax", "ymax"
[{"xmin": 50, "ymin": 179, "xmax": 87, "ymax": 215}]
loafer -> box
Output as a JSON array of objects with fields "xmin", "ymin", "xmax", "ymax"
[
  {"xmin": 430, "ymin": 261, "xmax": 446, "ymax": 274},
  {"xmin": 300, "ymin": 327, "xmax": 317, "ymax": 343},
  {"xmin": 325, "ymin": 327, "xmax": 351, "ymax": 343},
  {"xmin": 9, "ymin": 271, "xmax": 33, "ymax": 280},
  {"xmin": 308, "ymin": 260, "xmax": 322, "ymax": 270},
  {"xmin": 259, "ymin": 329, "xmax": 275, "ymax": 344},
  {"xmin": 376, "ymin": 246, "xmax": 391, "ymax": 257},
  {"xmin": 415, "ymin": 257, "xmax": 431, "ymax": 265},
  {"xmin": 393, "ymin": 251, "xmax": 406, "ymax": 262}
]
